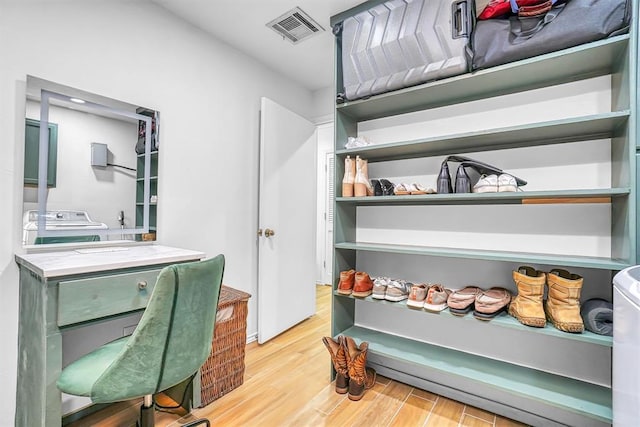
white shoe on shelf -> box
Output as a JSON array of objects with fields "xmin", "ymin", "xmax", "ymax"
[
  {"xmin": 498, "ymin": 174, "xmax": 518, "ymax": 192},
  {"xmin": 472, "ymin": 174, "xmax": 498, "ymax": 193}
]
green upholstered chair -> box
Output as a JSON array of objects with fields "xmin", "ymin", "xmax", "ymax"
[{"xmin": 57, "ymin": 254, "xmax": 225, "ymax": 427}]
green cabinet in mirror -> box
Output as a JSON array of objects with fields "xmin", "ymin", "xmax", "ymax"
[
  {"xmin": 24, "ymin": 118, "xmax": 57, "ymax": 187},
  {"xmin": 136, "ymin": 150, "xmax": 158, "ymax": 241}
]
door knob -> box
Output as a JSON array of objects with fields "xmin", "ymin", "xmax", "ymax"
[
  {"xmin": 265, "ymin": 228, "xmax": 275, "ymax": 237},
  {"xmin": 257, "ymin": 228, "xmax": 263, "ymax": 237}
]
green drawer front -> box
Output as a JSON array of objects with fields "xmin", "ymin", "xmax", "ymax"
[{"xmin": 57, "ymin": 269, "xmax": 162, "ymax": 326}]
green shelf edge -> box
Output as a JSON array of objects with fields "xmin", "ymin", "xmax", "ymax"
[
  {"xmin": 336, "ymin": 35, "xmax": 629, "ymax": 121},
  {"xmin": 334, "ymin": 242, "xmax": 631, "ymax": 270},
  {"xmin": 337, "ymin": 325, "xmax": 612, "ymax": 423},
  {"xmin": 136, "ymin": 151, "xmax": 158, "ymax": 158},
  {"xmin": 334, "ymin": 292, "xmax": 612, "ymax": 347},
  {"xmin": 336, "ymin": 188, "xmax": 630, "ymax": 206},
  {"xmin": 136, "ymin": 176, "xmax": 158, "ymax": 182},
  {"xmin": 335, "ymin": 111, "xmax": 630, "ymax": 160}
]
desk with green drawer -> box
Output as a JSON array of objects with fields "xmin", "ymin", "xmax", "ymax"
[{"xmin": 14, "ymin": 244, "xmax": 205, "ymax": 427}]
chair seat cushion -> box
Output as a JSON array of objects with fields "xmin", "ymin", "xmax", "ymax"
[{"xmin": 57, "ymin": 336, "xmax": 129, "ymax": 397}]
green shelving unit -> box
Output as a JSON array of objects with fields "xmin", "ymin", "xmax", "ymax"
[
  {"xmin": 334, "ymin": 35, "xmax": 630, "ymax": 121},
  {"xmin": 134, "ymin": 107, "xmax": 159, "ymax": 240},
  {"xmin": 334, "ymin": 242, "xmax": 631, "ymax": 271},
  {"xmin": 330, "ymin": 2, "xmax": 638, "ymax": 426},
  {"xmin": 336, "ymin": 111, "xmax": 630, "ymax": 161},
  {"xmin": 342, "ymin": 325, "xmax": 612, "ymax": 425},
  {"xmin": 135, "ymin": 150, "xmax": 158, "ymax": 240},
  {"xmin": 334, "ymin": 292, "xmax": 613, "ymax": 347},
  {"xmin": 336, "ymin": 188, "xmax": 630, "ymax": 206}
]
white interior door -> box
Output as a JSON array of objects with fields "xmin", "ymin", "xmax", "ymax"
[
  {"xmin": 258, "ymin": 97, "xmax": 316, "ymax": 344},
  {"xmin": 324, "ymin": 152, "xmax": 334, "ymax": 285}
]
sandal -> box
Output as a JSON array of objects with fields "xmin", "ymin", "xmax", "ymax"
[
  {"xmin": 410, "ymin": 183, "xmax": 436, "ymax": 195},
  {"xmin": 394, "ymin": 183, "xmax": 411, "ymax": 195}
]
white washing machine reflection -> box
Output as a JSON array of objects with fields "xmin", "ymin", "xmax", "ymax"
[{"xmin": 22, "ymin": 209, "xmax": 108, "ymax": 245}]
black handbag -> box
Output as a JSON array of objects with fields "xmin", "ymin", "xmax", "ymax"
[
  {"xmin": 471, "ymin": 0, "xmax": 632, "ymax": 70},
  {"xmin": 437, "ymin": 155, "xmax": 527, "ymax": 194}
]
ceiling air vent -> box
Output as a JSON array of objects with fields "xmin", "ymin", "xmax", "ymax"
[{"xmin": 267, "ymin": 7, "xmax": 325, "ymax": 44}]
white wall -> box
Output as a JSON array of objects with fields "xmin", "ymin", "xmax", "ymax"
[
  {"xmin": 311, "ymin": 85, "xmax": 335, "ymax": 123},
  {"xmin": 24, "ymin": 101, "xmax": 138, "ymax": 233},
  {"xmin": 0, "ymin": 0, "xmax": 313, "ymax": 422}
]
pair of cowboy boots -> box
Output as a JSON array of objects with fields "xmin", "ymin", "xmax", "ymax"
[
  {"xmin": 321, "ymin": 335, "xmax": 376, "ymax": 401},
  {"xmin": 509, "ymin": 266, "xmax": 584, "ymax": 333}
]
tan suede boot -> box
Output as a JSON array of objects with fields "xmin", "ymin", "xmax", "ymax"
[
  {"xmin": 545, "ymin": 269, "xmax": 584, "ymax": 333},
  {"xmin": 342, "ymin": 156, "xmax": 356, "ymax": 197},
  {"xmin": 343, "ymin": 336, "xmax": 376, "ymax": 401},
  {"xmin": 321, "ymin": 336, "xmax": 349, "ymax": 394},
  {"xmin": 509, "ymin": 266, "xmax": 546, "ymax": 328}
]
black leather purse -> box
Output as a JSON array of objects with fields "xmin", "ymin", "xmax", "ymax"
[{"xmin": 437, "ymin": 155, "xmax": 527, "ymax": 194}]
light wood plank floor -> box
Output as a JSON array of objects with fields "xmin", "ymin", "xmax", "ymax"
[{"xmin": 71, "ymin": 286, "xmax": 528, "ymax": 427}]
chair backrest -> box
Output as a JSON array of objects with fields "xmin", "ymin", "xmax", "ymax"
[{"xmin": 90, "ymin": 254, "xmax": 224, "ymax": 402}]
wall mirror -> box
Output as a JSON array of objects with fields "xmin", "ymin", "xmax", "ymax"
[{"xmin": 23, "ymin": 76, "xmax": 159, "ymax": 246}]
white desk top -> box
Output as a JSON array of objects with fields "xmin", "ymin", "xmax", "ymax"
[{"xmin": 15, "ymin": 245, "xmax": 206, "ymax": 278}]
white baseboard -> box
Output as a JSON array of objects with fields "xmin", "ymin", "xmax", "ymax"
[{"xmin": 246, "ymin": 332, "xmax": 257, "ymax": 344}]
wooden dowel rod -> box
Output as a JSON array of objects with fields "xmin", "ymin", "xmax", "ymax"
[{"xmin": 522, "ymin": 197, "xmax": 611, "ymax": 205}]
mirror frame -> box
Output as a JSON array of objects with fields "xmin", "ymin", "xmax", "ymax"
[{"xmin": 28, "ymin": 80, "xmax": 154, "ymax": 242}]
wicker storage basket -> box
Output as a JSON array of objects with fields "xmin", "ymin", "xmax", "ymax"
[{"xmin": 199, "ymin": 285, "xmax": 251, "ymax": 406}]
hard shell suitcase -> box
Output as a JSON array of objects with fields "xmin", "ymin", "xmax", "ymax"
[{"xmin": 337, "ymin": 0, "xmax": 473, "ymax": 102}]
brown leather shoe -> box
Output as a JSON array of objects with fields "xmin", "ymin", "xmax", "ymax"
[
  {"xmin": 343, "ymin": 336, "xmax": 376, "ymax": 401},
  {"xmin": 352, "ymin": 272, "xmax": 373, "ymax": 298},
  {"xmin": 321, "ymin": 336, "xmax": 349, "ymax": 394},
  {"xmin": 337, "ymin": 270, "xmax": 356, "ymax": 295}
]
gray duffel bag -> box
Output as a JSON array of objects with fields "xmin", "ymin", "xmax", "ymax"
[{"xmin": 471, "ymin": 0, "xmax": 632, "ymax": 70}]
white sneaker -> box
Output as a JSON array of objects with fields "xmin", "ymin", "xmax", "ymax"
[
  {"xmin": 498, "ymin": 174, "xmax": 518, "ymax": 192},
  {"xmin": 385, "ymin": 279, "xmax": 413, "ymax": 302},
  {"xmin": 472, "ymin": 174, "xmax": 498, "ymax": 193},
  {"xmin": 372, "ymin": 277, "xmax": 391, "ymax": 299},
  {"xmin": 345, "ymin": 136, "xmax": 371, "ymax": 149}
]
